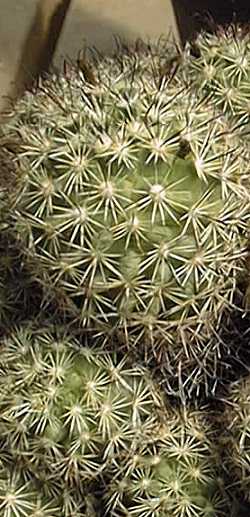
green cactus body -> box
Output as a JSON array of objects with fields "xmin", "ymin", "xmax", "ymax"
[
  {"xmin": 3, "ymin": 44, "xmax": 250, "ymax": 395},
  {"xmin": 0, "ymin": 323, "xmax": 163, "ymax": 491},
  {"xmin": 104, "ymin": 409, "xmax": 229, "ymax": 516}
]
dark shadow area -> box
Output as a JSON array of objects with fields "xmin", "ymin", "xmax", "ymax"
[{"xmin": 173, "ymin": 0, "xmax": 250, "ymax": 43}]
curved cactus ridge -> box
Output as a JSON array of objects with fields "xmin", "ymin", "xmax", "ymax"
[{"xmin": 3, "ymin": 36, "xmax": 250, "ymax": 396}]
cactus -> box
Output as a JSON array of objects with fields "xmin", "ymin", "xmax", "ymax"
[
  {"xmin": 0, "ymin": 321, "xmax": 235, "ymax": 516},
  {"xmin": 221, "ymin": 375, "xmax": 250, "ymax": 503},
  {"xmin": 0, "ymin": 456, "xmax": 100, "ymax": 516},
  {"xmin": 0, "ymin": 321, "xmax": 164, "ymax": 496},
  {"xmin": 2, "ymin": 38, "xmax": 250, "ymax": 397},
  {"xmin": 103, "ymin": 407, "xmax": 232, "ymax": 516},
  {"xmin": 0, "ymin": 230, "xmax": 44, "ymax": 330},
  {"xmin": 181, "ymin": 24, "xmax": 250, "ymax": 133}
]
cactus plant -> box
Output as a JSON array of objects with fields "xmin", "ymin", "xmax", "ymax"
[
  {"xmin": 2, "ymin": 38, "xmax": 250, "ymax": 397},
  {"xmin": 0, "ymin": 455, "xmax": 100, "ymax": 516},
  {"xmin": 221, "ymin": 374, "xmax": 250, "ymax": 503},
  {"xmin": 103, "ymin": 407, "xmax": 233, "ymax": 516},
  {"xmin": 0, "ymin": 321, "xmax": 165, "ymax": 496},
  {"xmin": 0, "ymin": 321, "xmax": 235, "ymax": 516},
  {"xmin": 181, "ymin": 24, "xmax": 250, "ymax": 134}
]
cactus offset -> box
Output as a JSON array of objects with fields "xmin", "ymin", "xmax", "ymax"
[
  {"xmin": 0, "ymin": 322, "xmax": 234, "ymax": 516},
  {"xmin": 0, "ymin": 322, "xmax": 163, "ymax": 494}
]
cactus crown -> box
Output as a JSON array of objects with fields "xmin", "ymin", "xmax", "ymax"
[{"xmin": 0, "ymin": 29, "xmax": 250, "ymax": 512}]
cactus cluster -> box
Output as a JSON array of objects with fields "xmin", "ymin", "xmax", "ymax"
[
  {"xmin": 1, "ymin": 21, "xmax": 250, "ymax": 516},
  {"xmin": 0, "ymin": 322, "xmax": 232, "ymax": 516}
]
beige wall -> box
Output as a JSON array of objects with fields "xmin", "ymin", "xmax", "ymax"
[
  {"xmin": 0, "ymin": 1, "xmax": 38, "ymax": 109},
  {"xmin": 0, "ymin": 0, "xmax": 178, "ymax": 110},
  {"xmin": 55, "ymin": 0, "xmax": 178, "ymax": 63}
]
